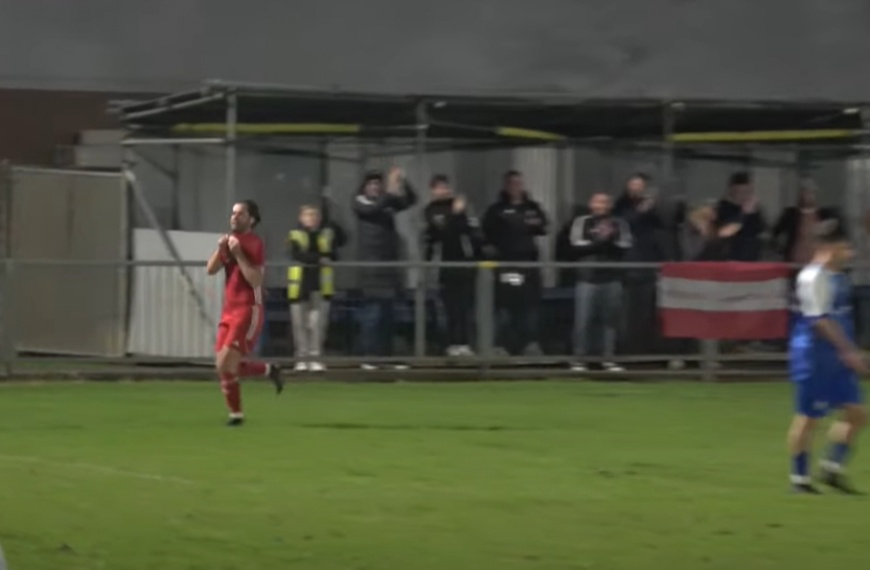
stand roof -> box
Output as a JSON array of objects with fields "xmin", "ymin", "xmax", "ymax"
[{"xmin": 115, "ymin": 81, "xmax": 866, "ymax": 145}]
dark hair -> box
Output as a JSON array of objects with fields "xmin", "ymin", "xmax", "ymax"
[
  {"xmin": 729, "ymin": 171, "xmax": 751, "ymax": 186},
  {"xmin": 430, "ymin": 174, "xmax": 450, "ymax": 187},
  {"xmin": 628, "ymin": 172, "xmax": 650, "ymax": 183},
  {"xmin": 363, "ymin": 170, "xmax": 384, "ymax": 183},
  {"xmin": 504, "ymin": 169, "xmax": 522, "ymax": 181},
  {"xmin": 240, "ymin": 199, "xmax": 261, "ymax": 227}
]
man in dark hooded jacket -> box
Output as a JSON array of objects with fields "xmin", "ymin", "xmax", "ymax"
[
  {"xmin": 613, "ymin": 173, "xmax": 665, "ymax": 354},
  {"xmin": 482, "ymin": 170, "xmax": 548, "ymax": 356},
  {"xmin": 352, "ymin": 167, "xmax": 417, "ymax": 366}
]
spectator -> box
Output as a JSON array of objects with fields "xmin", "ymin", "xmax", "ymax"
[
  {"xmin": 555, "ymin": 204, "xmax": 589, "ymax": 287},
  {"xmin": 287, "ymin": 205, "xmax": 336, "ymax": 373},
  {"xmin": 352, "ymin": 167, "xmax": 417, "ymax": 369},
  {"xmin": 681, "ymin": 202, "xmax": 740, "ymax": 261},
  {"xmin": 568, "ymin": 193, "xmax": 632, "ymax": 372},
  {"xmin": 715, "ymin": 172, "xmax": 767, "ymax": 261},
  {"xmin": 771, "ymin": 180, "xmax": 839, "ymax": 264},
  {"xmin": 482, "ymin": 170, "xmax": 548, "ymax": 356},
  {"xmin": 613, "ymin": 173, "xmax": 664, "ymax": 354},
  {"xmin": 423, "ymin": 175, "xmax": 483, "ymax": 356}
]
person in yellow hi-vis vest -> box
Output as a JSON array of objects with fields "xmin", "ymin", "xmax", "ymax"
[{"xmin": 287, "ymin": 205, "xmax": 336, "ymax": 372}]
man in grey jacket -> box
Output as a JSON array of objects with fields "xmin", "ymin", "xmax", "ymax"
[
  {"xmin": 352, "ymin": 167, "xmax": 417, "ymax": 367},
  {"xmin": 568, "ymin": 193, "xmax": 632, "ymax": 372}
]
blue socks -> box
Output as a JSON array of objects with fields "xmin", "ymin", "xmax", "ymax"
[
  {"xmin": 791, "ymin": 452, "xmax": 810, "ymax": 483},
  {"xmin": 826, "ymin": 442, "xmax": 851, "ymax": 471}
]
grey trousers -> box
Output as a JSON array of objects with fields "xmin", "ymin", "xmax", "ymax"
[
  {"xmin": 290, "ymin": 293, "xmax": 330, "ymax": 358},
  {"xmin": 574, "ymin": 281, "xmax": 623, "ymax": 358}
]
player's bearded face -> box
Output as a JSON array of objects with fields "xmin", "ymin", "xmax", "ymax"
[{"xmin": 230, "ymin": 204, "xmax": 252, "ymax": 232}]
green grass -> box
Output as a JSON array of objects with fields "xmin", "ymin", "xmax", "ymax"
[{"xmin": 0, "ymin": 380, "xmax": 867, "ymax": 570}]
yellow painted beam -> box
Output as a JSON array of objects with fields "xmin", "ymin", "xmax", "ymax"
[
  {"xmin": 495, "ymin": 126, "xmax": 565, "ymax": 142},
  {"xmin": 670, "ymin": 129, "xmax": 860, "ymax": 143}
]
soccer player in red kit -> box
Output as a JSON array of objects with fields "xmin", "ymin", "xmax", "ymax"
[{"xmin": 206, "ymin": 200, "xmax": 284, "ymax": 426}]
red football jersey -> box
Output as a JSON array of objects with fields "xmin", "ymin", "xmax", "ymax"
[{"xmin": 221, "ymin": 231, "xmax": 265, "ymax": 307}]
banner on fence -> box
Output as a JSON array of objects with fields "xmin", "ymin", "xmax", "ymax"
[{"xmin": 659, "ymin": 262, "xmax": 791, "ymax": 340}]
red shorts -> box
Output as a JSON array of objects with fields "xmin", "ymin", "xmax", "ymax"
[{"xmin": 215, "ymin": 305, "xmax": 263, "ymax": 356}]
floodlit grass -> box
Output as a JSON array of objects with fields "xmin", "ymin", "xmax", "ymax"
[{"xmin": 0, "ymin": 380, "xmax": 867, "ymax": 570}]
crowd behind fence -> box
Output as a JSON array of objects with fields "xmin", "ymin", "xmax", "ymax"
[
  {"xmin": 4, "ymin": 151, "xmax": 870, "ymax": 380},
  {"xmin": 5, "ymin": 257, "xmax": 870, "ymax": 381}
]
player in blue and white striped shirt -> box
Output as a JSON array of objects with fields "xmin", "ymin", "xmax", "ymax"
[{"xmin": 788, "ymin": 220, "xmax": 868, "ymax": 494}]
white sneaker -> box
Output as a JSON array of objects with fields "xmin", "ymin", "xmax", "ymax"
[
  {"xmin": 393, "ymin": 364, "xmax": 410, "ymax": 370},
  {"xmin": 446, "ymin": 345, "xmax": 461, "ymax": 357},
  {"xmin": 361, "ymin": 363, "xmax": 378, "ymax": 371},
  {"xmin": 570, "ymin": 362, "xmax": 587, "ymax": 373},
  {"xmin": 294, "ymin": 362, "xmax": 309, "ymax": 372},
  {"xmin": 309, "ymin": 361, "xmax": 326, "ymax": 372},
  {"xmin": 603, "ymin": 362, "xmax": 625, "ymax": 372},
  {"xmin": 458, "ymin": 345, "xmax": 475, "ymax": 356}
]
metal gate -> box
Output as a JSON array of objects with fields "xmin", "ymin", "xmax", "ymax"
[{"xmin": 5, "ymin": 167, "xmax": 128, "ymax": 357}]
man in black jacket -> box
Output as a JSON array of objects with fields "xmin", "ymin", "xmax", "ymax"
[
  {"xmin": 716, "ymin": 172, "xmax": 767, "ymax": 261},
  {"xmin": 569, "ymin": 193, "xmax": 632, "ymax": 372},
  {"xmin": 423, "ymin": 175, "xmax": 483, "ymax": 356},
  {"xmin": 613, "ymin": 173, "xmax": 665, "ymax": 354},
  {"xmin": 482, "ymin": 170, "xmax": 548, "ymax": 356},
  {"xmin": 352, "ymin": 167, "xmax": 417, "ymax": 367}
]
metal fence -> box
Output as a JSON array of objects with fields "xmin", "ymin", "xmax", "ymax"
[{"xmin": 0, "ymin": 258, "xmax": 798, "ymax": 381}]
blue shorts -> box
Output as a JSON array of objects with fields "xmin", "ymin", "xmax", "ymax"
[{"xmin": 793, "ymin": 372, "xmax": 863, "ymax": 418}]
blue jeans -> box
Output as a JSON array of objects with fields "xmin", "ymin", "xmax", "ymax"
[
  {"xmin": 574, "ymin": 281, "xmax": 622, "ymax": 358},
  {"xmin": 359, "ymin": 298, "xmax": 395, "ymax": 356}
]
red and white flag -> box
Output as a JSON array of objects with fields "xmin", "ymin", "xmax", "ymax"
[{"xmin": 659, "ymin": 262, "xmax": 791, "ymax": 339}]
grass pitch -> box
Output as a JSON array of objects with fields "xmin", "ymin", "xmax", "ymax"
[{"xmin": 0, "ymin": 380, "xmax": 867, "ymax": 570}]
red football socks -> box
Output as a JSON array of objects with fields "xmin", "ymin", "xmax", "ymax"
[
  {"xmin": 220, "ymin": 373, "xmax": 243, "ymax": 415},
  {"xmin": 238, "ymin": 361, "xmax": 268, "ymax": 377}
]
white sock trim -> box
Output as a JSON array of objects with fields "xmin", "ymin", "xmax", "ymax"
[
  {"xmin": 790, "ymin": 474, "xmax": 811, "ymax": 484},
  {"xmin": 820, "ymin": 460, "xmax": 844, "ymax": 474},
  {"xmin": 229, "ymin": 412, "xmax": 245, "ymax": 419}
]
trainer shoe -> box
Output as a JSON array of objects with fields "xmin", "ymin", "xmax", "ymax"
[
  {"xmin": 821, "ymin": 468, "xmax": 863, "ymax": 495},
  {"xmin": 603, "ymin": 362, "xmax": 625, "ymax": 372},
  {"xmin": 227, "ymin": 416, "xmax": 245, "ymax": 427},
  {"xmin": 791, "ymin": 482, "xmax": 822, "ymax": 494},
  {"xmin": 361, "ymin": 363, "xmax": 379, "ymax": 371},
  {"xmin": 570, "ymin": 362, "xmax": 588, "ymax": 373},
  {"xmin": 309, "ymin": 361, "xmax": 326, "ymax": 373},
  {"xmin": 294, "ymin": 361, "xmax": 309, "ymax": 373},
  {"xmin": 268, "ymin": 364, "xmax": 284, "ymax": 395}
]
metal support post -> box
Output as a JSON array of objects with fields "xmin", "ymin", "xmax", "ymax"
[
  {"xmin": 700, "ymin": 339, "xmax": 720, "ymax": 382},
  {"xmin": 476, "ymin": 263, "xmax": 495, "ymax": 361},
  {"xmin": 171, "ymin": 145, "xmax": 181, "ymax": 229},
  {"xmin": 412, "ymin": 101, "xmax": 430, "ymax": 358},
  {"xmin": 225, "ymin": 91, "xmax": 239, "ymax": 213},
  {"xmin": 0, "ymin": 258, "xmax": 15, "ymax": 377},
  {"xmin": 414, "ymin": 265, "xmax": 427, "ymax": 358}
]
